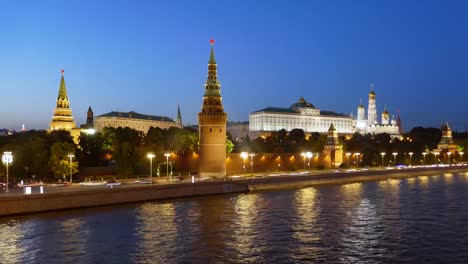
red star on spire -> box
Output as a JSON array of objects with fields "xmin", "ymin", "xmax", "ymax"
[
  {"xmin": 61, "ymin": 69, "xmax": 64, "ymax": 75},
  {"xmin": 210, "ymin": 39, "xmax": 215, "ymax": 45}
]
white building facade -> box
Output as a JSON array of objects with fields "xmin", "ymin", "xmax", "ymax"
[
  {"xmin": 94, "ymin": 111, "xmax": 182, "ymax": 133},
  {"xmin": 249, "ymin": 97, "xmax": 355, "ymax": 134}
]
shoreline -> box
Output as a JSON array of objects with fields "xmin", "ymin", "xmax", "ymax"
[{"xmin": 0, "ymin": 166, "xmax": 467, "ymax": 217}]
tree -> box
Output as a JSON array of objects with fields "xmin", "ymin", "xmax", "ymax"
[{"xmin": 49, "ymin": 142, "xmax": 78, "ymax": 178}]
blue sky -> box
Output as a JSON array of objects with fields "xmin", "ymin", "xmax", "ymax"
[{"xmin": 0, "ymin": 0, "xmax": 467, "ymax": 131}]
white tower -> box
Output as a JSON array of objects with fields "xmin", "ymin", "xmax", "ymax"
[
  {"xmin": 367, "ymin": 83, "xmax": 377, "ymax": 125},
  {"xmin": 356, "ymin": 99, "xmax": 366, "ymax": 130}
]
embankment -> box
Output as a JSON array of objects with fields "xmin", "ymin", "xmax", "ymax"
[{"xmin": 0, "ymin": 166, "xmax": 466, "ymax": 216}]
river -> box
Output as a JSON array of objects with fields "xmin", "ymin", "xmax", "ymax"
[{"xmin": 1, "ymin": 172, "xmax": 468, "ymax": 263}]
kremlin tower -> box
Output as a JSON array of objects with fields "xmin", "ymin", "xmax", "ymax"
[
  {"xmin": 49, "ymin": 70, "xmax": 80, "ymax": 143},
  {"xmin": 198, "ymin": 39, "xmax": 228, "ymax": 178},
  {"xmin": 367, "ymin": 83, "xmax": 377, "ymax": 125}
]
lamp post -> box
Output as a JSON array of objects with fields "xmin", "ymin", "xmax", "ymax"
[
  {"xmin": 249, "ymin": 153, "xmax": 255, "ymax": 176},
  {"xmin": 434, "ymin": 152, "xmax": 439, "ymax": 165},
  {"xmin": 241, "ymin": 152, "xmax": 248, "ymax": 175},
  {"xmin": 422, "ymin": 152, "xmax": 427, "ymax": 165},
  {"xmin": 447, "ymin": 152, "xmax": 452, "ymax": 165},
  {"xmin": 2, "ymin": 152, "xmax": 13, "ymax": 192},
  {"xmin": 392, "ymin": 152, "xmax": 398, "ymax": 166},
  {"xmin": 380, "ymin": 152, "xmax": 386, "ymax": 167},
  {"xmin": 306, "ymin": 152, "xmax": 312, "ymax": 170},
  {"xmin": 67, "ymin": 153, "xmax": 75, "ymax": 183},
  {"xmin": 460, "ymin": 152, "xmax": 464, "ymax": 164},
  {"xmin": 147, "ymin": 152, "xmax": 155, "ymax": 183},
  {"xmin": 346, "ymin": 152, "xmax": 351, "ymax": 168},
  {"xmin": 164, "ymin": 153, "xmax": 171, "ymax": 179},
  {"xmin": 301, "ymin": 152, "xmax": 306, "ymax": 170},
  {"xmin": 354, "ymin": 153, "xmax": 360, "ymax": 168},
  {"xmin": 409, "ymin": 152, "xmax": 413, "ymax": 167}
]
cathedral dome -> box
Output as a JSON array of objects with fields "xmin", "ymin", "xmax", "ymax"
[{"xmin": 291, "ymin": 97, "xmax": 315, "ymax": 110}]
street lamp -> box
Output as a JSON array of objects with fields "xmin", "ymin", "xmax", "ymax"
[
  {"xmin": 460, "ymin": 152, "xmax": 464, "ymax": 164},
  {"xmin": 380, "ymin": 152, "xmax": 386, "ymax": 167},
  {"xmin": 409, "ymin": 152, "xmax": 413, "ymax": 167},
  {"xmin": 434, "ymin": 152, "xmax": 439, "ymax": 164},
  {"xmin": 164, "ymin": 153, "xmax": 171, "ymax": 179},
  {"xmin": 67, "ymin": 153, "xmax": 75, "ymax": 183},
  {"xmin": 249, "ymin": 153, "xmax": 255, "ymax": 176},
  {"xmin": 354, "ymin": 153, "xmax": 360, "ymax": 168},
  {"xmin": 306, "ymin": 152, "xmax": 312, "ymax": 170},
  {"xmin": 346, "ymin": 152, "xmax": 351, "ymax": 168},
  {"xmin": 447, "ymin": 152, "xmax": 452, "ymax": 165},
  {"xmin": 392, "ymin": 152, "xmax": 398, "ymax": 166},
  {"xmin": 147, "ymin": 152, "xmax": 155, "ymax": 183},
  {"xmin": 301, "ymin": 152, "xmax": 306, "ymax": 170},
  {"xmin": 422, "ymin": 152, "xmax": 427, "ymax": 165},
  {"xmin": 2, "ymin": 152, "xmax": 13, "ymax": 192},
  {"xmin": 241, "ymin": 152, "xmax": 248, "ymax": 175}
]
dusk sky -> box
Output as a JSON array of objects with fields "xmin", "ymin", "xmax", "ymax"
[{"xmin": 1, "ymin": 0, "xmax": 467, "ymax": 131}]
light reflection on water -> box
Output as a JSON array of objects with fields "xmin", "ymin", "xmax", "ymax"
[{"xmin": 1, "ymin": 172, "xmax": 468, "ymax": 263}]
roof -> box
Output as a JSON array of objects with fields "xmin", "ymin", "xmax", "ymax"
[
  {"xmin": 290, "ymin": 97, "xmax": 315, "ymax": 109},
  {"xmin": 97, "ymin": 111, "xmax": 174, "ymax": 122}
]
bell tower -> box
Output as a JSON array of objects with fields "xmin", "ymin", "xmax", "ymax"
[{"xmin": 198, "ymin": 39, "xmax": 228, "ymax": 178}]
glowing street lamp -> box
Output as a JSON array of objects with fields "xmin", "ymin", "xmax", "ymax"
[
  {"xmin": 241, "ymin": 152, "xmax": 248, "ymax": 175},
  {"xmin": 434, "ymin": 152, "xmax": 439, "ymax": 164},
  {"xmin": 422, "ymin": 152, "xmax": 427, "ymax": 165},
  {"xmin": 380, "ymin": 152, "xmax": 386, "ymax": 167},
  {"xmin": 67, "ymin": 153, "xmax": 75, "ymax": 183},
  {"xmin": 249, "ymin": 153, "xmax": 255, "ymax": 176},
  {"xmin": 300, "ymin": 153, "xmax": 306, "ymax": 170},
  {"xmin": 354, "ymin": 153, "xmax": 360, "ymax": 168},
  {"xmin": 460, "ymin": 152, "xmax": 464, "ymax": 164},
  {"xmin": 409, "ymin": 152, "xmax": 413, "ymax": 167},
  {"xmin": 346, "ymin": 152, "xmax": 351, "ymax": 168},
  {"xmin": 305, "ymin": 152, "xmax": 313, "ymax": 170},
  {"xmin": 147, "ymin": 152, "xmax": 155, "ymax": 183},
  {"xmin": 447, "ymin": 152, "xmax": 452, "ymax": 165},
  {"xmin": 392, "ymin": 152, "xmax": 398, "ymax": 166},
  {"xmin": 164, "ymin": 153, "xmax": 171, "ymax": 178},
  {"xmin": 2, "ymin": 151, "xmax": 13, "ymax": 192}
]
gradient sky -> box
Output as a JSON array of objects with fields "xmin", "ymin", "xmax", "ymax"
[{"xmin": 1, "ymin": 0, "xmax": 467, "ymax": 131}]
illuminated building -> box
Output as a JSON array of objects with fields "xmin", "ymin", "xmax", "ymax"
[
  {"xmin": 249, "ymin": 97, "xmax": 355, "ymax": 134},
  {"xmin": 355, "ymin": 84, "xmax": 401, "ymax": 138},
  {"xmin": 198, "ymin": 39, "xmax": 227, "ymax": 178},
  {"xmin": 49, "ymin": 70, "xmax": 80, "ymax": 143},
  {"xmin": 436, "ymin": 122, "xmax": 457, "ymax": 152},
  {"xmin": 323, "ymin": 123, "xmax": 343, "ymax": 167},
  {"xmin": 94, "ymin": 110, "xmax": 182, "ymax": 133}
]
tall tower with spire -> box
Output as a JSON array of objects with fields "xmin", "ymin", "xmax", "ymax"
[
  {"xmin": 176, "ymin": 104, "xmax": 182, "ymax": 126},
  {"xmin": 367, "ymin": 83, "xmax": 377, "ymax": 125},
  {"xmin": 50, "ymin": 70, "xmax": 80, "ymax": 143},
  {"xmin": 86, "ymin": 106, "xmax": 94, "ymax": 125},
  {"xmin": 198, "ymin": 39, "xmax": 228, "ymax": 178}
]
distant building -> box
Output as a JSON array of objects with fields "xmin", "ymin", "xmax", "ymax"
[
  {"xmin": 249, "ymin": 97, "xmax": 355, "ymax": 135},
  {"xmin": 436, "ymin": 122, "xmax": 457, "ymax": 152},
  {"xmin": 49, "ymin": 70, "xmax": 80, "ymax": 143},
  {"xmin": 355, "ymin": 84, "xmax": 401, "ymax": 138},
  {"xmin": 226, "ymin": 121, "xmax": 249, "ymax": 142},
  {"xmin": 94, "ymin": 111, "xmax": 182, "ymax": 133}
]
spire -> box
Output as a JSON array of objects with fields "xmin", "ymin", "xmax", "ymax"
[
  {"xmin": 176, "ymin": 104, "xmax": 182, "ymax": 125},
  {"xmin": 369, "ymin": 83, "xmax": 376, "ymax": 97},
  {"xmin": 56, "ymin": 71, "xmax": 70, "ymax": 108},
  {"xmin": 204, "ymin": 39, "xmax": 221, "ymax": 97},
  {"xmin": 328, "ymin": 123, "xmax": 336, "ymax": 131},
  {"xmin": 358, "ymin": 98, "xmax": 364, "ymax": 108}
]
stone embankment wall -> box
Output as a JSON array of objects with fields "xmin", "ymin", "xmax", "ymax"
[{"xmin": 0, "ymin": 167, "xmax": 466, "ymax": 216}]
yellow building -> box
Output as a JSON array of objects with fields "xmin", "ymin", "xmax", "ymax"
[
  {"xmin": 94, "ymin": 111, "xmax": 182, "ymax": 133},
  {"xmin": 49, "ymin": 71, "xmax": 80, "ymax": 143}
]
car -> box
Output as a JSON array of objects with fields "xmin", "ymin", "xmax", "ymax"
[{"xmin": 106, "ymin": 179, "xmax": 122, "ymax": 187}]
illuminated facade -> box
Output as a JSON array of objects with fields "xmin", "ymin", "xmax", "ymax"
[
  {"xmin": 94, "ymin": 111, "xmax": 182, "ymax": 133},
  {"xmin": 436, "ymin": 122, "xmax": 457, "ymax": 152},
  {"xmin": 249, "ymin": 97, "xmax": 355, "ymax": 134},
  {"xmin": 198, "ymin": 40, "xmax": 228, "ymax": 178},
  {"xmin": 355, "ymin": 84, "xmax": 401, "ymax": 138},
  {"xmin": 49, "ymin": 71, "xmax": 80, "ymax": 143}
]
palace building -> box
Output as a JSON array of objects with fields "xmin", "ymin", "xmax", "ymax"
[
  {"xmin": 94, "ymin": 110, "xmax": 182, "ymax": 133},
  {"xmin": 249, "ymin": 97, "xmax": 355, "ymax": 135},
  {"xmin": 49, "ymin": 70, "xmax": 80, "ymax": 143}
]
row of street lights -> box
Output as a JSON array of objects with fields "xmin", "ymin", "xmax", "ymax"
[{"xmin": 377, "ymin": 151, "xmax": 465, "ymax": 166}]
